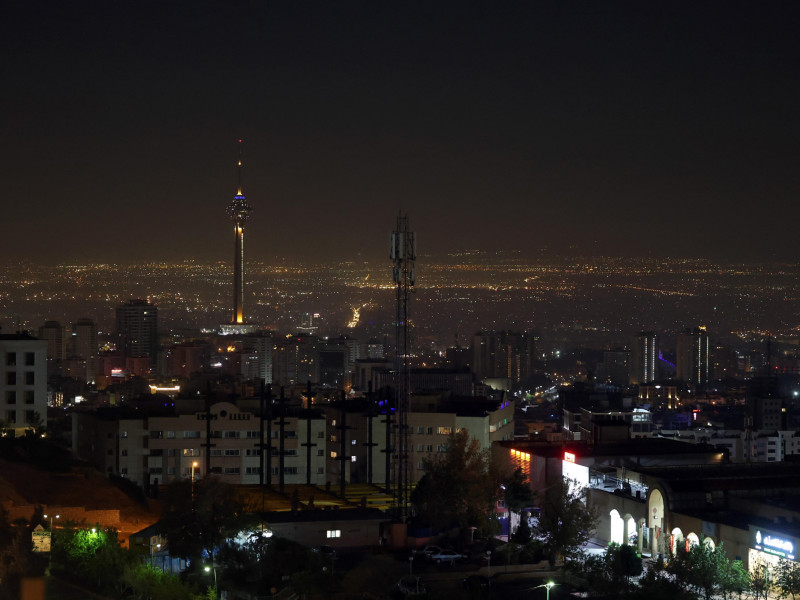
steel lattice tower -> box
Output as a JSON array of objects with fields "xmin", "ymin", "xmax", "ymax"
[
  {"xmin": 390, "ymin": 213, "xmax": 416, "ymax": 520},
  {"xmin": 226, "ymin": 140, "xmax": 252, "ymax": 324}
]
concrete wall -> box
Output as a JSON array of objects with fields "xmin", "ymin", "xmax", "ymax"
[
  {"xmin": 268, "ymin": 516, "xmax": 383, "ymax": 549},
  {"xmin": 4, "ymin": 504, "xmax": 120, "ymax": 528}
]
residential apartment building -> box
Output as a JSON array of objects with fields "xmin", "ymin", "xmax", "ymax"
[
  {"xmin": 0, "ymin": 333, "xmax": 48, "ymax": 436},
  {"xmin": 73, "ymin": 400, "xmax": 326, "ymax": 490}
]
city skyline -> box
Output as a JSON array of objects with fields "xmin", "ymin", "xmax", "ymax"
[{"xmin": 2, "ymin": 3, "xmax": 800, "ymax": 265}]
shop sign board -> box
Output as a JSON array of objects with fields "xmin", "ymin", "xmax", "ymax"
[{"xmin": 752, "ymin": 527, "xmax": 796, "ymax": 560}]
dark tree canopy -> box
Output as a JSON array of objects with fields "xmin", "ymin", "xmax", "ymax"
[
  {"xmin": 160, "ymin": 477, "xmax": 249, "ymax": 565},
  {"xmin": 536, "ymin": 478, "xmax": 597, "ymax": 566},
  {"xmin": 667, "ymin": 541, "xmax": 749, "ymax": 600},
  {"xmin": 411, "ymin": 430, "xmax": 502, "ymax": 534},
  {"xmin": 503, "ymin": 466, "xmax": 535, "ymax": 514}
]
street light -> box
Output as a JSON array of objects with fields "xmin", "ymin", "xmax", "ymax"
[
  {"xmin": 485, "ymin": 550, "xmax": 492, "ymax": 588},
  {"xmin": 532, "ymin": 581, "xmax": 557, "ymax": 599},
  {"xmin": 43, "ymin": 513, "xmax": 60, "ymax": 531},
  {"xmin": 43, "ymin": 514, "xmax": 59, "ymax": 571},
  {"xmin": 150, "ymin": 541, "xmax": 161, "ymax": 567},
  {"xmin": 204, "ymin": 564, "xmax": 217, "ymax": 593},
  {"xmin": 409, "ymin": 555, "xmax": 414, "ymax": 576},
  {"xmin": 191, "ymin": 461, "xmax": 199, "ymax": 498}
]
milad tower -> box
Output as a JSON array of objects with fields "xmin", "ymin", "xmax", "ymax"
[{"xmin": 225, "ymin": 139, "xmax": 253, "ymax": 330}]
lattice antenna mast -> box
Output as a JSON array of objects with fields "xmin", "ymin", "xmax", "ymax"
[
  {"xmin": 236, "ymin": 138, "xmax": 244, "ymax": 196},
  {"xmin": 390, "ymin": 212, "xmax": 416, "ymax": 520}
]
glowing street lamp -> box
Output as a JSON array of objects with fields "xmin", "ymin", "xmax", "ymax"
[
  {"xmin": 191, "ymin": 461, "xmax": 199, "ymax": 498},
  {"xmin": 204, "ymin": 564, "xmax": 218, "ymax": 593},
  {"xmin": 43, "ymin": 513, "xmax": 60, "ymax": 531},
  {"xmin": 532, "ymin": 581, "xmax": 557, "ymax": 599}
]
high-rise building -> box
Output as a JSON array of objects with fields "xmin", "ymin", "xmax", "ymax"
[
  {"xmin": 38, "ymin": 321, "xmax": 66, "ymax": 362},
  {"xmin": 70, "ymin": 318, "xmax": 97, "ymax": 383},
  {"xmin": 272, "ymin": 334, "xmax": 319, "ymax": 386},
  {"xmin": 0, "ymin": 333, "xmax": 48, "ymax": 437},
  {"xmin": 677, "ymin": 326, "xmax": 711, "ymax": 388},
  {"xmin": 471, "ymin": 330, "xmax": 534, "ymax": 385},
  {"xmin": 227, "ymin": 140, "xmax": 253, "ymax": 326},
  {"xmin": 116, "ymin": 299, "xmax": 158, "ymax": 364},
  {"xmin": 250, "ymin": 334, "xmax": 273, "ymax": 385},
  {"xmin": 597, "ymin": 349, "xmax": 631, "ymax": 387},
  {"xmin": 630, "ymin": 331, "xmax": 658, "ymax": 385}
]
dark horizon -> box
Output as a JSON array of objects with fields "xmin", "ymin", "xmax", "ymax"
[{"xmin": 3, "ymin": 2, "xmax": 799, "ymax": 265}]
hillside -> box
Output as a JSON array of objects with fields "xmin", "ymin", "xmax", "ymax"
[{"xmin": 0, "ymin": 456, "xmax": 158, "ymax": 541}]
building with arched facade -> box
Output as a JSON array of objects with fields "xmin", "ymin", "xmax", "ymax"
[{"xmin": 501, "ymin": 438, "xmax": 800, "ymax": 575}]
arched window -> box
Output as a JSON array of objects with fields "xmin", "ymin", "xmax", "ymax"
[
  {"xmin": 686, "ymin": 532, "xmax": 700, "ymax": 550},
  {"xmin": 610, "ymin": 509, "xmax": 624, "ymax": 545}
]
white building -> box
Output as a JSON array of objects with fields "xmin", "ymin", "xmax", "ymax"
[
  {"xmin": 659, "ymin": 428, "xmax": 800, "ymax": 463},
  {"xmin": 0, "ymin": 333, "xmax": 48, "ymax": 437},
  {"xmin": 74, "ymin": 401, "xmax": 327, "ymax": 490}
]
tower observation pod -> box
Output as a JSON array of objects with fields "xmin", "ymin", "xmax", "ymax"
[{"xmin": 226, "ymin": 139, "xmax": 252, "ymax": 325}]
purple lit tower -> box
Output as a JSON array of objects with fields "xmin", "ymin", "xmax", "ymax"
[{"xmin": 226, "ymin": 140, "xmax": 253, "ymax": 326}]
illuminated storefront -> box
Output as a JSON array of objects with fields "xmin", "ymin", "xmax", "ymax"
[{"xmin": 749, "ymin": 525, "xmax": 798, "ymax": 575}]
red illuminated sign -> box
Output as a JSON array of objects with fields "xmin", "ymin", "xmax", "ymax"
[{"xmin": 564, "ymin": 452, "xmax": 576, "ymax": 463}]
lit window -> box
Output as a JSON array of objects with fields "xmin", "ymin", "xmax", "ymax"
[{"xmin": 326, "ymin": 530, "xmax": 341, "ymax": 538}]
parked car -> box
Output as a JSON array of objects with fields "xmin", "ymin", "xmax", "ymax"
[
  {"xmin": 462, "ymin": 575, "xmax": 490, "ymax": 591},
  {"xmin": 411, "ymin": 545, "xmax": 442, "ymax": 561},
  {"xmin": 430, "ymin": 549, "xmax": 464, "ymax": 565},
  {"xmin": 396, "ymin": 576, "xmax": 427, "ymax": 596},
  {"xmin": 312, "ymin": 545, "xmax": 337, "ymax": 557}
]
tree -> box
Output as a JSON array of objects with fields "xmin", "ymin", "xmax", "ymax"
[
  {"xmin": 578, "ymin": 543, "xmax": 642, "ymax": 596},
  {"xmin": 750, "ymin": 560, "xmax": 772, "ymax": 600},
  {"xmin": 51, "ymin": 526, "xmax": 138, "ymax": 595},
  {"xmin": 503, "ymin": 467, "xmax": 535, "ymax": 514},
  {"xmin": 120, "ymin": 562, "xmax": 198, "ymax": 600},
  {"xmin": 410, "ymin": 430, "xmax": 501, "ymax": 535},
  {"xmin": 160, "ymin": 477, "xmax": 248, "ymax": 567},
  {"xmin": 511, "ymin": 511, "xmax": 532, "ymax": 544},
  {"xmin": 0, "ymin": 507, "xmax": 42, "ymax": 600},
  {"xmin": 717, "ymin": 554, "xmax": 749, "ymax": 600},
  {"xmin": 535, "ymin": 478, "xmax": 597, "ymax": 566},
  {"xmin": 775, "ymin": 558, "xmax": 800, "ymax": 600},
  {"xmin": 628, "ymin": 554, "xmax": 694, "ymax": 600},
  {"xmin": 667, "ymin": 541, "xmax": 749, "ymax": 600},
  {"xmin": 503, "ymin": 466, "xmax": 535, "ymax": 542},
  {"xmin": 25, "ymin": 411, "xmax": 46, "ymax": 437}
]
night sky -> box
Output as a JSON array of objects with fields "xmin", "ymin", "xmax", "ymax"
[{"xmin": 2, "ymin": 2, "xmax": 799, "ymax": 264}]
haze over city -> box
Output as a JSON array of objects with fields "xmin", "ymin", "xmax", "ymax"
[
  {"xmin": 3, "ymin": 2, "xmax": 800, "ymax": 264},
  {"xmin": 5, "ymin": 4, "xmax": 800, "ymax": 600}
]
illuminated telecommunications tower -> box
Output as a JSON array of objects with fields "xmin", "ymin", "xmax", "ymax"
[
  {"xmin": 226, "ymin": 140, "xmax": 252, "ymax": 325},
  {"xmin": 390, "ymin": 213, "xmax": 416, "ymax": 519}
]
